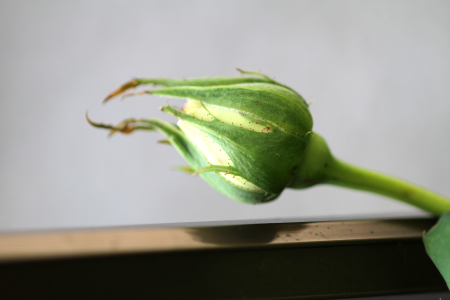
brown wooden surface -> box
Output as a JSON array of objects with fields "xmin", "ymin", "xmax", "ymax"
[{"xmin": 0, "ymin": 218, "xmax": 447, "ymax": 299}]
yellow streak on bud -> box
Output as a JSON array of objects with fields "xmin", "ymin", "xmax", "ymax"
[
  {"xmin": 182, "ymin": 100, "xmax": 271, "ymax": 133},
  {"xmin": 178, "ymin": 119, "xmax": 263, "ymax": 193},
  {"xmin": 178, "ymin": 120, "xmax": 230, "ymax": 166}
]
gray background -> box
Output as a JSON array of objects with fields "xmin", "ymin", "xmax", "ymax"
[{"xmin": 1, "ymin": 1, "xmax": 449, "ymax": 231}]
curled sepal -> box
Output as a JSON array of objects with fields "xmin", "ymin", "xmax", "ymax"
[
  {"xmin": 103, "ymin": 71, "xmax": 277, "ymax": 103},
  {"xmin": 86, "ymin": 112, "xmax": 156, "ymax": 136}
]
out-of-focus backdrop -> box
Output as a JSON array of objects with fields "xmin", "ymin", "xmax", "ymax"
[{"xmin": 1, "ymin": 1, "xmax": 449, "ymax": 231}]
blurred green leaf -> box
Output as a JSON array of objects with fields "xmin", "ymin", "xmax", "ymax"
[{"xmin": 423, "ymin": 212, "xmax": 450, "ymax": 289}]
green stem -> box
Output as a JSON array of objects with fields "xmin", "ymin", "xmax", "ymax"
[{"xmin": 322, "ymin": 158, "xmax": 450, "ymax": 216}]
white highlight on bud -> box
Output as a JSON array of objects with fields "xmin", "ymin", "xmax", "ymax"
[
  {"xmin": 182, "ymin": 99, "xmax": 271, "ymax": 133},
  {"xmin": 178, "ymin": 100, "xmax": 264, "ymax": 192}
]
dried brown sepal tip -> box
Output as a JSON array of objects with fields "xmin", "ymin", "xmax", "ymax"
[
  {"xmin": 158, "ymin": 139, "xmax": 171, "ymax": 144},
  {"xmin": 107, "ymin": 118, "xmax": 158, "ymax": 136},
  {"xmin": 107, "ymin": 119, "xmax": 136, "ymax": 137},
  {"xmin": 103, "ymin": 79, "xmax": 140, "ymax": 103},
  {"xmin": 172, "ymin": 166, "xmax": 195, "ymax": 174},
  {"xmin": 86, "ymin": 112, "xmax": 155, "ymax": 136},
  {"xmin": 85, "ymin": 111, "xmax": 114, "ymax": 130}
]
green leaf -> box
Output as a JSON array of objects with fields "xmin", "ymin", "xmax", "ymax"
[{"xmin": 423, "ymin": 212, "xmax": 450, "ymax": 289}]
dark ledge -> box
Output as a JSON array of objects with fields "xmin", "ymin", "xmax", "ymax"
[{"xmin": 0, "ymin": 218, "xmax": 447, "ymax": 299}]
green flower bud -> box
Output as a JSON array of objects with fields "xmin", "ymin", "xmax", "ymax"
[
  {"xmin": 89, "ymin": 70, "xmax": 313, "ymax": 203},
  {"xmin": 88, "ymin": 69, "xmax": 450, "ymax": 214}
]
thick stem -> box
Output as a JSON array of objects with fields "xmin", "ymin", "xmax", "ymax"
[{"xmin": 322, "ymin": 158, "xmax": 450, "ymax": 216}]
